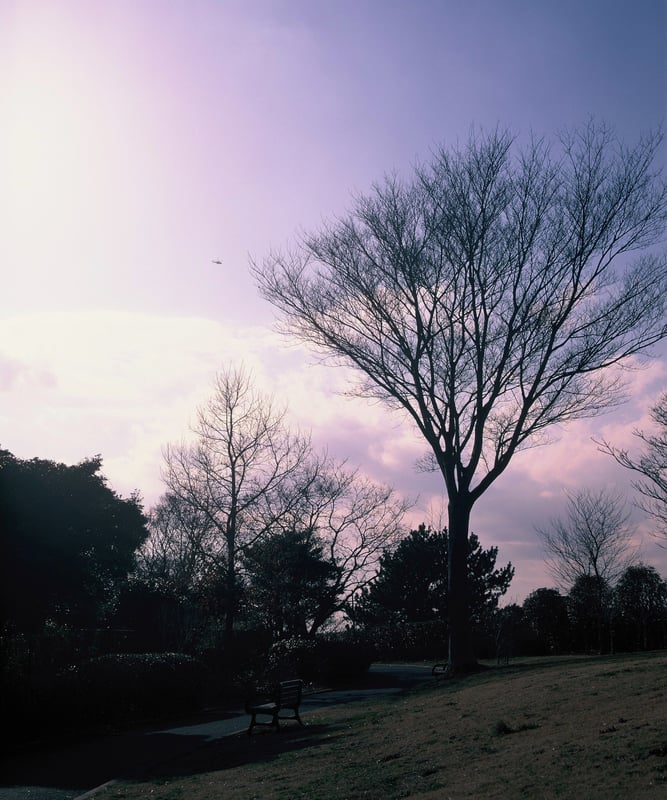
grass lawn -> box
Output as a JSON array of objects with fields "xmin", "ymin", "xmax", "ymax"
[{"xmin": 98, "ymin": 651, "xmax": 667, "ymax": 799}]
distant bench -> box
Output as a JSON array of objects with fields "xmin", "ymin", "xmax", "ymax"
[{"xmin": 247, "ymin": 678, "xmax": 304, "ymax": 734}]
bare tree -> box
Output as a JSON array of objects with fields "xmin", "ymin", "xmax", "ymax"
[
  {"xmin": 254, "ymin": 122, "xmax": 667, "ymax": 670},
  {"xmin": 284, "ymin": 459, "xmax": 409, "ymax": 633},
  {"xmin": 161, "ymin": 365, "xmax": 407, "ymax": 638},
  {"xmin": 600, "ymin": 392, "xmax": 667, "ymax": 542},
  {"xmin": 242, "ymin": 461, "xmax": 408, "ymax": 638},
  {"xmin": 162, "ymin": 365, "xmax": 313, "ymax": 638},
  {"xmin": 138, "ymin": 492, "xmax": 215, "ymax": 595},
  {"xmin": 536, "ymin": 488, "xmax": 639, "ymax": 589}
]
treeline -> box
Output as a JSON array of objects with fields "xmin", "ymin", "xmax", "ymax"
[
  {"xmin": 0, "ymin": 437, "xmax": 406, "ymax": 740},
  {"xmin": 347, "ymin": 526, "xmax": 667, "ymax": 661},
  {"xmin": 2, "ymin": 427, "xmax": 666, "ymax": 740},
  {"xmin": 505, "ymin": 567, "xmax": 667, "ymax": 658}
]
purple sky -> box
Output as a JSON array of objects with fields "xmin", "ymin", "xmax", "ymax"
[{"xmin": 2, "ymin": 0, "xmax": 666, "ymax": 602}]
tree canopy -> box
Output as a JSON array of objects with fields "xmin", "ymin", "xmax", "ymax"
[
  {"xmin": 350, "ymin": 524, "xmax": 514, "ymax": 630},
  {"xmin": 0, "ymin": 448, "xmax": 147, "ymax": 631}
]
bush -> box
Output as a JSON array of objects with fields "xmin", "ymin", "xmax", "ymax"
[
  {"xmin": 266, "ymin": 634, "xmax": 374, "ymax": 684},
  {"xmin": 66, "ymin": 652, "xmax": 206, "ymax": 725},
  {"xmin": 316, "ymin": 634, "xmax": 374, "ymax": 681},
  {"xmin": 366, "ymin": 620, "xmax": 448, "ymax": 661},
  {"xmin": 268, "ymin": 638, "xmax": 320, "ymax": 681}
]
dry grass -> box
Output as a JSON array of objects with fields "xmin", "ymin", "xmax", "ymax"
[{"xmin": 98, "ymin": 651, "xmax": 667, "ymax": 799}]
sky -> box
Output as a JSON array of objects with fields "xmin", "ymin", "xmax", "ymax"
[{"xmin": 1, "ymin": 0, "xmax": 667, "ymax": 603}]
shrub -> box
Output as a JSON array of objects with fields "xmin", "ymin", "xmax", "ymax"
[
  {"xmin": 266, "ymin": 634, "xmax": 374, "ymax": 685},
  {"xmin": 316, "ymin": 634, "xmax": 374, "ymax": 681},
  {"xmin": 67, "ymin": 652, "xmax": 206, "ymax": 725},
  {"xmin": 366, "ymin": 620, "xmax": 448, "ymax": 661},
  {"xmin": 268, "ymin": 638, "xmax": 320, "ymax": 681}
]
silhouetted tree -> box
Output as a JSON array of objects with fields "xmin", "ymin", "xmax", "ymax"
[
  {"xmin": 138, "ymin": 492, "xmax": 215, "ymax": 596},
  {"xmin": 161, "ymin": 366, "xmax": 314, "ymax": 639},
  {"xmin": 568, "ymin": 574, "xmax": 614, "ymax": 652},
  {"xmin": 161, "ymin": 366, "xmax": 407, "ymax": 639},
  {"xmin": 276, "ymin": 461, "xmax": 409, "ymax": 633},
  {"xmin": 495, "ymin": 604, "xmax": 524, "ymax": 664},
  {"xmin": 255, "ymin": 123, "xmax": 667, "ymax": 670},
  {"xmin": 601, "ymin": 392, "xmax": 667, "ymax": 542},
  {"xmin": 614, "ymin": 564, "xmax": 667, "ymax": 651},
  {"xmin": 522, "ymin": 588, "xmax": 570, "ymax": 654},
  {"xmin": 0, "ymin": 448, "xmax": 147, "ymax": 632},
  {"xmin": 537, "ymin": 488, "xmax": 639, "ymax": 589},
  {"xmin": 243, "ymin": 530, "xmax": 339, "ymax": 638},
  {"xmin": 350, "ymin": 525, "xmax": 514, "ymax": 633}
]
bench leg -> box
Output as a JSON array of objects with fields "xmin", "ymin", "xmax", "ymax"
[{"xmin": 247, "ymin": 711, "xmax": 281, "ymax": 735}]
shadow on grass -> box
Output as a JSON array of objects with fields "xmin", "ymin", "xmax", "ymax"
[
  {"xmin": 0, "ymin": 713, "xmax": 240, "ymax": 792},
  {"xmin": 1, "ymin": 718, "xmax": 336, "ymax": 792},
  {"xmin": 141, "ymin": 723, "xmax": 337, "ymax": 782}
]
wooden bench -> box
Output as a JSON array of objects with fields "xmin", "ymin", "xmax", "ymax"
[{"xmin": 246, "ymin": 678, "xmax": 304, "ymax": 734}]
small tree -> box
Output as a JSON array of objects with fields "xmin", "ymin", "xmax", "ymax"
[
  {"xmin": 243, "ymin": 530, "xmax": 339, "ymax": 638},
  {"xmin": 256, "ymin": 123, "xmax": 667, "ymax": 670},
  {"xmin": 568, "ymin": 574, "xmax": 614, "ymax": 653},
  {"xmin": 537, "ymin": 488, "xmax": 639, "ymax": 589},
  {"xmin": 138, "ymin": 492, "xmax": 215, "ymax": 596},
  {"xmin": 600, "ymin": 392, "xmax": 667, "ymax": 542}
]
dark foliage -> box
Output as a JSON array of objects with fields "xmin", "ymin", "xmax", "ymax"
[
  {"xmin": 568, "ymin": 575, "xmax": 614, "ymax": 653},
  {"xmin": 350, "ymin": 525, "xmax": 514, "ymax": 635},
  {"xmin": 0, "ymin": 448, "xmax": 148, "ymax": 631},
  {"xmin": 266, "ymin": 634, "xmax": 373, "ymax": 684},
  {"xmin": 522, "ymin": 588, "xmax": 571, "ymax": 655},
  {"xmin": 614, "ymin": 564, "xmax": 667, "ymax": 651},
  {"xmin": 243, "ymin": 530, "xmax": 340, "ymax": 638},
  {"xmin": 360, "ymin": 619, "xmax": 449, "ymax": 661},
  {"xmin": 68, "ymin": 652, "xmax": 206, "ymax": 722}
]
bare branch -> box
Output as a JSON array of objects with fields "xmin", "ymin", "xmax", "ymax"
[{"xmin": 598, "ymin": 391, "xmax": 667, "ymax": 542}]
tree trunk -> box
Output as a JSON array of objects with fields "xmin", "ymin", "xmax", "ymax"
[
  {"xmin": 447, "ymin": 499, "xmax": 477, "ymax": 672},
  {"xmin": 224, "ymin": 536, "xmax": 236, "ymax": 643}
]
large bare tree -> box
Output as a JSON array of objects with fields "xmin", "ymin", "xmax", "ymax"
[{"xmin": 254, "ymin": 122, "xmax": 667, "ymax": 670}]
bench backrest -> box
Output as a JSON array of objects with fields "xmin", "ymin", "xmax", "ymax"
[{"xmin": 277, "ymin": 679, "xmax": 302, "ymax": 710}]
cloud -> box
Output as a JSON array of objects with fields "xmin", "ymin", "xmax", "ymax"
[{"xmin": 0, "ymin": 352, "xmax": 56, "ymax": 392}]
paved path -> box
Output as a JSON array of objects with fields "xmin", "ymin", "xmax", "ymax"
[{"xmin": 0, "ymin": 663, "xmax": 434, "ymax": 800}]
